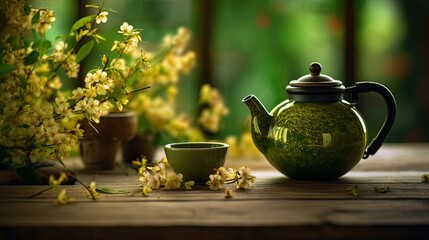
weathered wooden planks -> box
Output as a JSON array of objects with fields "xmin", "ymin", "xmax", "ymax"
[{"xmin": 1, "ymin": 143, "xmax": 429, "ymax": 240}]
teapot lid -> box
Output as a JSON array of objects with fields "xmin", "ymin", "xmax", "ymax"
[{"xmin": 286, "ymin": 62, "xmax": 345, "ymax": 102}]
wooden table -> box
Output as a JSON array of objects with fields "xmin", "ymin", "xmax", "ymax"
[{"xmin": 1, "ymin": 143, "xmax": 429, "ymax": 240}]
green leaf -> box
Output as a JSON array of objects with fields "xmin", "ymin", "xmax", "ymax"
[
  {"xmin": 70, "ymin": 15, "xmax": 95, "ymax": 32},
  {"xmin": 46, "ymin": 71, "xmax": 56, "ymax": 80},
  {"xmin": 55, "ymin": 34, "xmax": 67, "ymax": 40},
  {"xmin": 85, "ymin": 4, "xmax": 100, "ymax": 9},
  {"xmin": 31, "ymin": 10, "xmax": 40, "ymax": 25},
  {"xmin": 33, "ymin": 40, "xmax": 51, "ymax": 56},
  {"xmin": 15, "ymin": 166, "xmax": 43, "ymax": 184},
  {"xmin": 24, "ymin": 51, "xmax": 39, "ymax": 65},
  {"xmin": 92, "ymin": 34, "xmax": 106, "ymax": 42},
  {"xmin": 0, "ymin": 63, "xmax": 15, "ymax": 75},
  {"xmin": 102, "ymin": 8, "xmax": 119, "ymax": 13},
  {"xmin": 23, "ymin": 3, "xmax": 31, "ymax": 15},
  {"xmin": 6, "ymin": 35, "xmax": 19, "ymax": 47},
  {"xmin": 96, "ymin": 186, "xmax": 128, "ymax": 194},
  {"xmin": 76, "ymin": 40, "xmax": 94, "ymax": 62}
]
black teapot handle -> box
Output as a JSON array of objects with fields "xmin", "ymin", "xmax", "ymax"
[{"xmin": 345, "ymin": 82, "xmax": 397, "ymax": 159}]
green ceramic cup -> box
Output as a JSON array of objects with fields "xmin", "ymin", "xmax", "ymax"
[{"xmin": 164, "ymin": 142, "xmax": 229, "ymax": 183}]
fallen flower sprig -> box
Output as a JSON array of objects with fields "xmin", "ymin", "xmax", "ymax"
[
  {"xmin": 137, "ymin": 157, "xmax": 195, "ymax": 196},
  {"xmin": 206, "ymin": 166, "xmax": 256, "ymax": 191},
  {"xmin": 135, "ymin": 157, "xmax": 256, "ymax": 196},
  {"xmin": 49, "ymin": 172, "xmax": 75, "ymax": 205},
  {"xmin": 348, "ymin": 185, "xmax": 359, "ymax": 197}
]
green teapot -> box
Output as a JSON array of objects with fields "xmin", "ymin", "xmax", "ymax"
[{"xmin": 243, "ymin": 62, "xmax": 396, "ymax": 180}]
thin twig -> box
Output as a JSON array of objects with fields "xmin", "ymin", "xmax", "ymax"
[
  {"xmin": 128, "ymin": 85, "xmax": 151, "ymax": 95},
  {"xmin": 27, "ymin": 186, "xmax": 54, "ymax": 198},
  {"xmin": 57, "ymin": 157, "xmax": 96, "ymax": 200}
]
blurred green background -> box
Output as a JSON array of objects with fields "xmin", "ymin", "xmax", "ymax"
[{"xmin": 32, "ymin": 0, "xmax": 429, "ymax": 143}]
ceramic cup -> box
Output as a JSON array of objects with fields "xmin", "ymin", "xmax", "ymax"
[{"xmin": 164, "ymin": 142, "xmax": 229, "ymax": 183}]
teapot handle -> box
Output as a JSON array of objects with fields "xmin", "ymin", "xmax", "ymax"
[{"xmin": 345, "ymin": 82, "xmax": 397, "ymax": 159}]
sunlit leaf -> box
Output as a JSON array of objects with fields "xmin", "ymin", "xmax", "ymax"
[
  {"xmin": 76, "ymin": 40, "xmax": 94, "ymax": 62},
  {"xmin": 55, "ymin": 34, "xmax": 67, "ymax": 40},
  {"xmin": 102, "ymin": 8, "xmax": 119, "ymax": 13},
  {"xmin": 85, "ymin": 4, "xmax": 100, "ymax": 9},
  {"xmin": 70, "ymin": 15, "xmax": 95, "ymax": 32},
  {"xmin": 33, "ymin": 40, "xmax": 51, "ymax": 56}
]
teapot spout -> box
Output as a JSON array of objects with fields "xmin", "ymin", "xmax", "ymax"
[{"xmin": 242, "ymin": 94, "xmax": 272, "ymax": 155}]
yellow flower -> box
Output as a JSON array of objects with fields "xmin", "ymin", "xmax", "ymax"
[
  {"xmin": 33, "ymin": 9, "xmax": 56, "ymax": 33},
  {"xmin": 118, "ymin": 22, "xmax": 134, "ymax": 35},
  {"xmin": 56, "ymin": 189, "xmax": 75, "ymax": 205},
  {"xmin": 348, "ymin": 185, "xmax": 359, "ymax": 197},
  {"xmin": 167, "ymin": 85, "xmax": 178, "ymax": 102},
  {"xmin": 184, "ymin": 181, "xmax": 195, "ymax": 190},
  {"xmin": 142, "ymin": 186, "xmax": 152, "ymax": 196},
  {"xmin": 138, "ymin": 171, "xmax": 152, "ymax": 186},
  {"xmin": 86, "ymin": 181, "xmax": 100, "ymax": 199},
  {"xmin": 206, "ymin": 173, "xmax": 224, "ymax": 191},
  {"xmin": 115, "ymin": 98, "xmax": 129, "ymax": 111},
  {"xmin": 132, "ymin": 156, "xmax": 147, "ymax": 169},
  {"xmin": 140, "ymin": 172, "xmax": 161, "ymax": 190},
  {"xmin": 166, "ymin": 114, "xmax": 190, "ymax": 137},
  {"xmin": 224, "ymin": 136, "xmax": 240, "ymax": 157},
  {"xmin": 64, "ymin": 54, "xmax": 80, "ymax": 78},
  {"xmin": 164, "ymin": 173, "xmax": 183, "ymax": 190},
  {"xmin": 95, "ymin": 11, "xmax": 108, "ymax": 24},
  {"xmin": 224, "ymin": 188, "xmax": 235, "ymax": 199},
  {"xmin": 198, "ymin": 108, "xmax": 220, "ymax": 133},
  {"xmin": 49, "ymin": 172, "xmax": 68, "ymax": 186},
  {"xmin": 236, "ymin": 166, "xmax": 256, "ymax": 189},
  {"xmin": 160, "ymin": 157, "xmax": 170, "ymax": 168},
  {"xmin": 48, "ymin": 76, "xmax": 62, "ymax": 89},
  {"xmin": 152, "ymin": 162, "xmax": 167, "ymax": 176},
  {"xmin": 76, "ymin": 29, "xmax": 90, "ymax": 42}
]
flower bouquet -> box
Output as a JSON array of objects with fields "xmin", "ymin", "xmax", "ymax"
[
  {"xmin": 0, "ymin": 0, "xmax": 150, "ymax": 183},
  {"xmin": 122, "ymin": 28, "xmax": 229, "ymax": 162},
  {"xmin": 0, "ymin": 0, "xmax": 231, "ymax": 183}
]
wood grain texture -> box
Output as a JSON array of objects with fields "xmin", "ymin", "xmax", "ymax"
[{"xmin": 1, "ymin": 143, "xmax": 429, "ymax": 240}]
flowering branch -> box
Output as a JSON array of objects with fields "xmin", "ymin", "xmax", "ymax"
[{"xmin": 0, "ymin": 1, "xmax": 151, "ymax": 187}]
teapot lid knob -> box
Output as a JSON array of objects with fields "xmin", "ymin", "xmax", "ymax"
[
  {"xmin": 286, "ymin": 62, "xmax": 345, "ymax": 102},
  {"xmin": 309, "ymin": 62, "xmax": 322, "ymax": 75}
]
